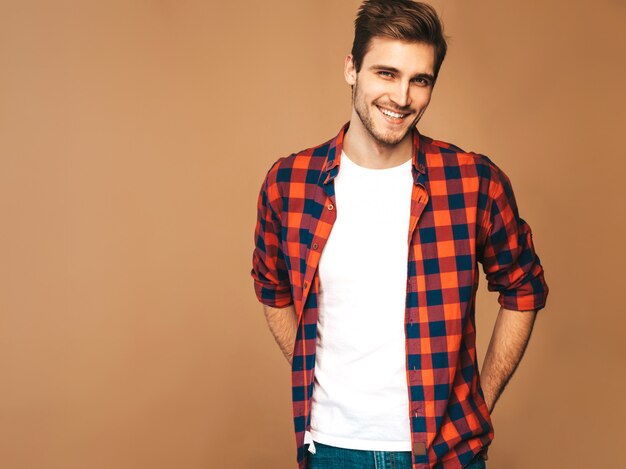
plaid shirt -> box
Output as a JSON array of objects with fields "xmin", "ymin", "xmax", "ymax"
[{"xmin": 251, "ymin": 122, "xmax": 548, "ymax": 469}]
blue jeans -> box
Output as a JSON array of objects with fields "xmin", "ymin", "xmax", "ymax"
[{"xmin": 306, "ymin": 441, "xmax": 487, "ymax": 469}]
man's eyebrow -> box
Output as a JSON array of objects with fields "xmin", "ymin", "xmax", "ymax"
[{"xmin": 369, "ymin": 65, "xmax": 435, "ymax": 82}]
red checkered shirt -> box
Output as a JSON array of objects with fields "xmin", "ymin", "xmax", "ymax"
[{"xmin": 251, "ymin": 121, "xmax": 549, "ymax": 468}]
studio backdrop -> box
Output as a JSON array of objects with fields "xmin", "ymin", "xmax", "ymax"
[{"xmin": 1, "ymin": 1, "xmax": 625, "ymax": 468}]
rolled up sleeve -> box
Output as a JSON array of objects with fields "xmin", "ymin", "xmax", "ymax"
[
  {"xmin": 478, "ymin": 162, "xmax": 549, "ymax": 312},
  {"xmin": 250, "ymin": 160, "xmax": 293, "ymax": 308}
]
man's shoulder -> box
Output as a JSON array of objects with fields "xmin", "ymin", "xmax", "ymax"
[
  {"xmin": 420, "ymin": 133, "xmax": 502, "ymax": 176},
  {"xmin": 422, "ymin": 134, "xmax": 483, "ymax": 163},
  {"xmin": 421, "ymin": 134, "xmax": 468, "ymax": 155},
  {"xmin": 281, "ymin": 135, "xmax": 335, "ymax": 166},
  {"xmin": 264, "ymin": 134, "xmax": 336, "ymax": 182},
  {"xmin": 422, "ymin": 135, "xmax": 517, "ymax": 201}
]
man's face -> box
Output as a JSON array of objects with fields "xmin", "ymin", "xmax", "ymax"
[{"xmin": 345, "ymin": 36, "xmax": 436, "ymax": 146}]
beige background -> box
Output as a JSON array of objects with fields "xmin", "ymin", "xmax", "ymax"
[{"xmin": 1, "ymin": 1, "xmax": 625, "ymax": 468}]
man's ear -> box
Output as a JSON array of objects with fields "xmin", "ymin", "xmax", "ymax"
[{"xmin": 344, "ymin": 54, "xmax": 357, "ymax": 86}]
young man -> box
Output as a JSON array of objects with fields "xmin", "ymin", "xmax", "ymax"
[{"xmin": 251, "ymin": 1, "xmax": 549, "ymax": 468}]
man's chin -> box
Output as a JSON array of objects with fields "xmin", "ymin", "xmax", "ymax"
[{"xmin": 371, "ymin": 125, "xmax": 411, "ymax": 146}]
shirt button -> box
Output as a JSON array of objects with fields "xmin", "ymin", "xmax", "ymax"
[
  {"xmin": 312, "ymin": 243, "xmax": 318, "ymax": 250},
  {"xmin": 327, "ymin": 204, "xmax": 334, "ymax": 210},
  {"xmin": 304, "ymin": 282, "xmax": 308, "ymax": 289}
]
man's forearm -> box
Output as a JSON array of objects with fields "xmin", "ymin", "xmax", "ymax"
[
  {"xmin": 480, "ymin": 306, "xmax": 537, "ymax": 413},
  {"xmin": 262, "ymin": 304, "xmax": 298, "ymax": 365}
]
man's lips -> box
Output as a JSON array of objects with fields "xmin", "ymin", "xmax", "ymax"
[{"xmin": 376, "ymin": 105, "xmax": 411, "ymax": 122}]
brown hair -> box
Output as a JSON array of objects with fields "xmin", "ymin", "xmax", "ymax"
[{"xmin": 351, "ymin": 0, "xmax": 448, "ymax": 80}]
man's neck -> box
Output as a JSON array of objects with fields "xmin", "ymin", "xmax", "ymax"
[{"xmin": 342, "ymin": 116, "xmax": 413, "ymax": 170}]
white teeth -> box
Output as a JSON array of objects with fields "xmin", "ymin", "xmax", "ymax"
[{"xmin": 378, "ymin": 106, "xmax": 405, "ymax": 119}]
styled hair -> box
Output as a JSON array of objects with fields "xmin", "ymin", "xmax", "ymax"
[{"xmin": 351, "ymin": 0, "xmax": 448, "ymax": 80}]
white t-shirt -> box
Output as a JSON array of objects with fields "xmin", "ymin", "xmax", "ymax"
[{"xmin": 308, "ymin": 149, "xmax": 414, "ymax": 451}]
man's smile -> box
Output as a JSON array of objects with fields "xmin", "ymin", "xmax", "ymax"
[{"xmin": 375, "ymin": 104, "xmax": 411, "ymax": 123}]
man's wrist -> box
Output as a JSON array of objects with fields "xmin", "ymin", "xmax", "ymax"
[{"xmin": 480, "ymin": 379, "xmax": 495, "ymax": 413}]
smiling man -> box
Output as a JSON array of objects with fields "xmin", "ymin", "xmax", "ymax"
[{"xmin": 251, "ymin": 1, "xmax": 549, "ymax": 468}]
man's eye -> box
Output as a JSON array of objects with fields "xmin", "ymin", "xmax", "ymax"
[
  {"xmin": 379, "ymin": 71, "xmax": 394, "ymax": 78},
  {"xmin": 413, "ymin": 77, "xmax": 430, "ymax": 87}
]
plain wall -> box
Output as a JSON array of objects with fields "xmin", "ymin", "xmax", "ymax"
[{"xmin": 1, "ymin": 1, "xmax": 625, "ymax": 468}]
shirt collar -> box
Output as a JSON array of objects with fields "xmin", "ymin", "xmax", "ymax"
[{"xmin": 323, "ymin": 121, "xmax": 426, "ymax": 186}]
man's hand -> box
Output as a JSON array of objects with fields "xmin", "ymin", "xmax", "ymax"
[
  {"xmin": 262, "ymin": 304, "xmax": 298, "ymax": 365},
  {"xmin": 480, "ymin": 306, "xmax": 537, "ymax": 413}
]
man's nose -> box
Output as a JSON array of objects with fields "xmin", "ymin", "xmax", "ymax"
[{"xmin": 390, "ymin": 81, "xmax": 412, "ymax": 108}]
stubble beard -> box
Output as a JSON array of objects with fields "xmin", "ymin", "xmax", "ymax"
[{"xmin": 352, "ymin": 79, "xmax": 420, "ymax": 147}]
